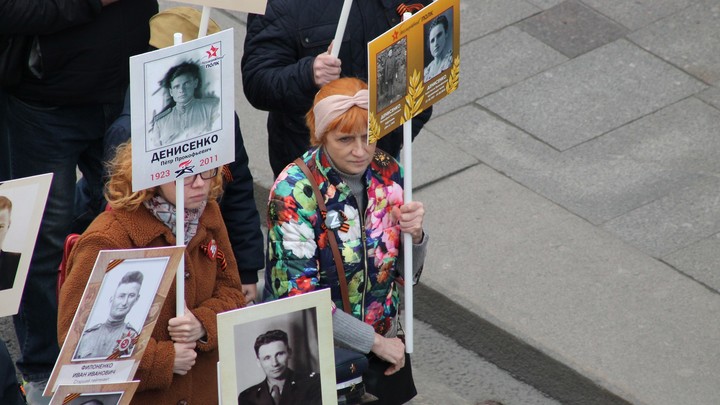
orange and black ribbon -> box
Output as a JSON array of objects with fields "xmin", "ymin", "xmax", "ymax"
[
  {"xmin": 396, "ymin": 3, "xmax": 424, "ymax": 16},
  {"xmin": 199, "ymin": 243, "xmax": 228, "ymax": 272}
]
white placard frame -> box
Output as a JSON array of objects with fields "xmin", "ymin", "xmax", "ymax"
[
  {"xmin": 218, "ymin": 289, "xmax": 336, "ymax": 405},
  {"xmin": 129, "ymin": 29, "xmax": 235, "ymax": 192},
  {"xmin": 46, "ymin": 247, "xmax": 184, "ymax": 395},
  {"xmin": 0, "ymin": 173, "xmax": 52, "ymax": 317}
]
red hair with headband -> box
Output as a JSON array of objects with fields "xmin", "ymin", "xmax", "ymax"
[{"xmin": 306, "ymin": 78, "xmax": 369, "ymax": 146}]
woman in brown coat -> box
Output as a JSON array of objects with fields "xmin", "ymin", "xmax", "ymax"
[{"xmin": 58, "ymin": 142, "xmax": 246, "ymax": 404}]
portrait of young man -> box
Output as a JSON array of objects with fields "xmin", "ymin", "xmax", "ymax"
[
  {"xmin": 150, "ymin": 61, "xmax": 220, "ymax": 148},
  {"xmin": 238, "ymin": 329, "xmax": 321, "ymax": 405},
  {"xmin": 0, "ymin": 196, "xmax": 20, "ymax": 291},
  {"xmin": 423, "ymin": 11, "xmax": 454, "ymax": 83},
  {"xmin": 73, "ymin": 271, "xmax": 144, "ymax": 360}
]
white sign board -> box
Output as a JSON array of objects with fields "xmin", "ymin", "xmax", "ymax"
[
  {"xmin": 130, "ymin": 29, "xmax": 235, "ymax": 191},
  {"xmin": 0, "ymin": 173, "xmax": 52, "ymax": 317}
]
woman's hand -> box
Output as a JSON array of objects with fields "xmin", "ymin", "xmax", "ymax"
[
  {"xmin": 370, "ymin": 334, "xmax": 406, "ymax": 375},
  {"xmin": 392, "ymin": 201, "xmax": 425, "ymax": 244},
  {"xmin": 168, "ymin": 307, "xmax": 207, "ymax": 343},
  {"xmin": 173, "ymin": 342, "xmax": 197, "ymax": 375}
]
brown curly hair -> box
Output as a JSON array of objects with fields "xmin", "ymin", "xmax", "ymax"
[
  {"xmin": 105, "ymin": 142, "xmax": 223, "ymax": 211},
  {"xmin": 305, "ymin": 77, "xmax": 368, "ymax": 147}
]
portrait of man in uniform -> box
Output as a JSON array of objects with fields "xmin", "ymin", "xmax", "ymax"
[
  {"xmin": 73, "ymin": 271, "xmax": 144, "ymax": 360},
  {"xmin": 376, "ymin": 38, "xmax": 408, "ymax": 112},
  {"xmin": 423, "ymin": 12, "xmax": 454, "ymax": 83},
  {"xmin": 238, "ymin": 329, "xmax": 321, "ymax": 405},
  {"xmin": 150, "ymin": 61, "xmax": 220, "ymax": 148},
  {"xmin": 0, "ymin": 196, "xmax": 20, "ymax": 291}
]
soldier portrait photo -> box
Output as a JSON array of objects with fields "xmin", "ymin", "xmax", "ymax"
[
  {"xmin": 148, "ymin": 61, "xmax": 221, "ymax": 149},
  {"xmin": 0, "ymin": 195, "xmax": 20, "ymax": 291},
  {"xmin": 423, "ymin": 9, "xmax": 454, "ymax": 83},
  {"xmin": 237, "ymin": 329, "xmax": 321, "ymax": 405},
  {"xmin": 70, "ymin": 259, "xmax": 165, "ymax": 362},
  {"xmin": 73, "ymin": 271, "xmax": 145, "ymax": 360},
  {"xmin": 376, "ymin": 38, "xmax": 408, "ymax": 111}
]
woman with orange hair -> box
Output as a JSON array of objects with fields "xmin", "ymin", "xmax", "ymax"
[
  {"xmin": 58, "ymin": 142, "xmax": 245, "ymax": 404},
  {"xmin": 265, "ymin": 77, "xmax": 428, "ymax": 404}
]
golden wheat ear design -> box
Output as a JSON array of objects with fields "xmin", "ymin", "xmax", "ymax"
[
  {"xmin": 402, "ymin": 69, "xmax": 425, "ymax": 124},
  {"xmin": 446, "ymin": 55, "xmax": 460, "ymax": 94}
]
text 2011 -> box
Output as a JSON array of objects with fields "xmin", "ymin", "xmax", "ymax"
[{"xmin": 199, "ymin": 155, "xmax": 218, "ymax": 166}]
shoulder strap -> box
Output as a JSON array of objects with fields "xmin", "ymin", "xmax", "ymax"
[{"xmin": 293, "ymin": 158, "xmax": 352, "ymax": 314}]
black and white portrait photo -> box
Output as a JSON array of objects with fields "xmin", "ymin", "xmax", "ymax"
[
  {"xmin": 149, "ymin": 60, "xmax": 221, "ymax": 149},
  {"xmin": 0, "ymin": 195, "xmax": 20, "ymax": 291},
  {"xmin": 376, "ymin": 38, "xmax": 408, "ymax": 112},
  {"xmin": 72, "ymin": 259, "xmax": 165, "ymax": 361},
  {"xmin": 218, "ymin": 289, "xmax": 336, "ymax": 405},
  {"xmin": 234, "ymin": 310, "xmax": 321, "ymax": 405},
  {"xmin": 145, "ymin": 58, "xmax": 221, "ymax": 149},
  {"xmin": 423, "ymin": 9, "xmax": 454, "ymax": 83}
]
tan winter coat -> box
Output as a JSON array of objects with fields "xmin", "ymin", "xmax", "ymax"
[{"xmin": 58, "ymin": 200, "xmax": 245, "ymax": 404}]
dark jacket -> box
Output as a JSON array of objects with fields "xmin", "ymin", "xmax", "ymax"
[
  {"xmin": 220, "ymin": 114, "xmax": 266, "ymax": 283},
  {"xmin": 242, "ymin": 0, "xmax": 433, "ymax": 176},
  {"xmin": 0, "ymin": 0, "xmax": 158, "ymax": 105},
  {"xmin": 238, "ymin": 369, "xmax": 321, "ymax": 405}
]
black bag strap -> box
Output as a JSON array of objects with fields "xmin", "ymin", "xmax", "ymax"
[{"xmin": 294, "ymin": 157, "xmax": 352, "ymax": 314}]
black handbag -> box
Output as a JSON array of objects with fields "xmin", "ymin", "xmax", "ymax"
[
  {"xmin": 295, "ymin": 158, "xmax": 417, "ymax": 404},
  {"xmin": 0, "ymin": 35, "xmax": 31, "ymax": 88},
  {"xmin": 364, "ymin": 352, "xmax": 417, "ymax": 405}
]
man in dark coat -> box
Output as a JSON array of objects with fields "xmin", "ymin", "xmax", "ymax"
[
  {"xmin": 0, "ymin": 2, "xmax": 158, "ymax": 402},
  {"xmin": 0, "ymin": 196, "xmax": 19, "ymax": 291},
  {"xmin": 242, "ymin": 0, "xmax": 433, "ymax": 177},
  {"xmin": 238, "ymin": 330, "xmax": 321, "ymax": 405}
]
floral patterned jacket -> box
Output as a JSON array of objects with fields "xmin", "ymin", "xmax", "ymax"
[{"xmin": 265, "ymin": 147, "xmax": 405, "ymax": 334}]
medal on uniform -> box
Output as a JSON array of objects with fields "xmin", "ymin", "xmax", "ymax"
[{"xmin": 116, "ymin": 331, "xmax": 135, "ymax": 353}]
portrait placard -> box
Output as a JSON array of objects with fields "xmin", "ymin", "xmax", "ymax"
[
  {"xmin": 218, "ymin": 289, "xmax": 336, "ymax": 405},
  {"xmin": 50, "ymin": 381, "xmax": 139, "ymax": 405},
  {"xmin": 0, "ymin": 173, "xmax": 52, "ymax": 317},
  {"xmin": 130, "ymin": 28, "xmax": 234, "ymax": 191},
  {"xmin": 175, "ymin": 0, "xmax": 267, "ymax": 14},
  {"xmin": 368, "ymin": 0, "xmax": 460, "ymax": 142},
  {"xmin": 46, "ymin": 247, "xmax": 184, "ymax": 395}
]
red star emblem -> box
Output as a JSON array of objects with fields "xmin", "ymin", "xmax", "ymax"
[
  {"xmin": 206, "ymin": 45, "xmax": 219, "ymax": 58},
  {"xmin": 392, "ymin": 31, "xmax": 399, "ymax": 41}
]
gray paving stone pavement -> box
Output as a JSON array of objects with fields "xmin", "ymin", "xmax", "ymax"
[
  {"xmin": 517, "ymin": 0, "xmax": 628, "ymax": 58},
  {"xmin": 479, "ymin": 39, "xmax": 706, "ymax": 150}
]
